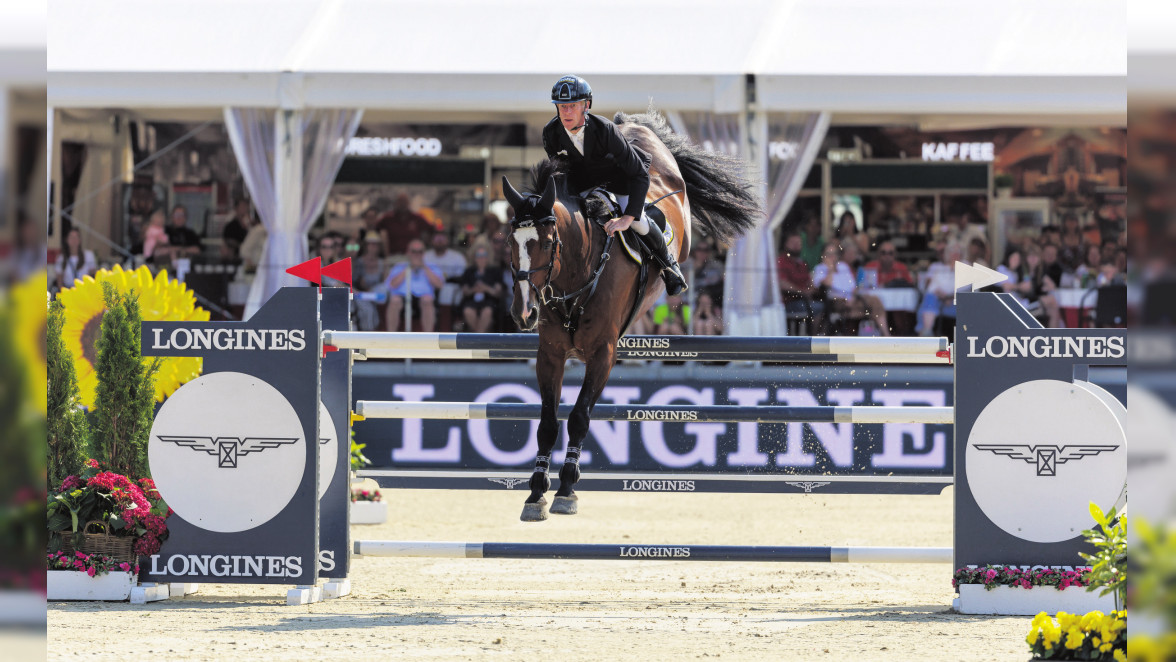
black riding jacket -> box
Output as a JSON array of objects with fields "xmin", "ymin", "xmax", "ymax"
[{"xmin": 541, "ymin": 113, "xmax": 651, "ymax": 219}]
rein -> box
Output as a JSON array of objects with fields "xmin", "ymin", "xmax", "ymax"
[{"xmin": 511, "ymin": 211, "xmax": 614, "ymax": 336}]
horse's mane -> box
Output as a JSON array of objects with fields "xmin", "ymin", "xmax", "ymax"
[{"xmin": 526, "ymin": 157, "xmax": 608, "ymax": 221}]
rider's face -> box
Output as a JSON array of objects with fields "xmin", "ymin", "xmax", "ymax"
[{"xmin": 556, "ymin": 101, "xmax": 588, "ymax": 131}]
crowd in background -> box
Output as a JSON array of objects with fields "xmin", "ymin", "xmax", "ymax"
[{"xmin": 51, "ymin": 190, "xmax": 1128, "ymax": 337}]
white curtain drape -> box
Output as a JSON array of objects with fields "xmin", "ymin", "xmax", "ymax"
[{"xmin": 225, "ymin": 107, "xmax": 363, "ymax": 318}]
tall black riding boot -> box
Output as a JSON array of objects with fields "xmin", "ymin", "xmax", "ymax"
[{"xmin": 638, "ymin": 228, "xmax": 688, "ymax": 296}]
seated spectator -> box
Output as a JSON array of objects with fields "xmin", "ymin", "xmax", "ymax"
[
  {"xmin": 966, "ymin": 237, "xmax": 991, "ymax": 269},
  {"xmin": 653, "ymin": 293, "xmax": 690, "ymax": 335},
  {"xmin": 813, "ymin": 244, "xmax": 890, "ymax": 336},
  {"xmin": 221, "ymin": 198, "xmax": 253, "ymax": 258},
  {"xmin": 142, "ymin": 209, "xmax": 172, "ymax": 263},
  {"xmin": 352, "ymin": 235, "xmax": 386, "ymax": 331},
  {"xmin": 315, "ymin": 233, "xmax": 348, "ymax": 286},
  {"xmin": 689, "ymin": 242, "xmax": 724, "ymax": 301},
  {"xmin": 426, "ymin": 229, "xmax": 468, "ymax": 312},
  {"xmin": 777, "ymin": 232, "xmax": 823, "ymax": 328},
  {"xmin": 916, "ymin": 242, "xmax": 962, "ymax": 336},
  {"xmin": 863, "ymin": 240, "xmax": 913, "ymax": 287},
  {"xmin": 1040, "ymin": 242, "xmax": 1073, "ymax": 288},
  {"xmin": 1074, "ymin": 244, "xmax": 1104, "ymax": 289},
  {"xmin": 692, "ymin": 291, "xmax": 723, "ymax": 336},
  {"xmin": 835, "ymin": 211, "xmax": 869, "ymax": 256},
  {"xmin": 384, "ymin": 239, "xmax": 444, "ymax": 332},
  {"xmin": 351, "ymin": 207, "xmax": 388, "ymax": 258},
  {"xmin": 798, "ymin": 213, "xmax": 825, "ymax": 269},
  {"xmin": 239, "ymin": 219, "xmax": 267, "ymax": 272},
  {"xmin": 459, "ymin": 246, "xmax": 505, "ymax": 333},
  {"xmin": 54, "ymin": 227, "xmax": 97, "ymax": 290},
  {"xmin": 1057, "ymin": 212, "xmax": 1086, "ymax": 272},
  {"xmin": 1022, "ymin": 244, "xmax": 1063, "ymax": 327},
  {"xmin": 165, "ymin": 205, "xmax": 203, "ymax": 257}
]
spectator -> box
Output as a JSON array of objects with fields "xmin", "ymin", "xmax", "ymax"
[
  {"xmin": 777, "ymin": 232, "xmax": 822, "ymax": 328},
  {"xmin": 425, "ymin": 230, "xmax": 468, "ymax": 311},
  {"xmin": 352, "ymin": 235, "xmax": 386, "ymax": 331},
  {"xmin": 239, "ymin": 218, "xmax": 267, "ymax": 272},
  {"xmin": 165, "ymin": 205, "xmax": 203, "ymax": 257},
  {"xmin": 997, "ymin": 249, "xmax": 1043, "ymax": 315},
  {"xmin": 352, "ymin": 208, "xmax": 387, "ymax": 258},
  {"xmin": 378, "ymin": 193, "xmax": 432, "ymax": 257},
  {"xmin": 459, "ymin": 246, "xmax": 505, "ymax": 333},
  {"xmin": 692, "ymin": 291, "xmax": 723, "ymax": 336},
  {"xmin": 813, "ymin": 244, "xmax": 890, "ymax": 336},
  {"xmin": 1075, "ymin": 244, "xmax": 1104, "ymax": 289},
  {"xmin": 798, "ymin": 213, "xmax": 825, "ymax": 269},
  {"xmin": 1040, "ymin": 243, "xmax": 1070, "ymax": 288},
  {"xmin": 142, "ymin": 209, "xmax": 172, "ymax": 263},
  {"xmin": 863, "ymin": 240, "xmax": 913, "ymax": 287},
  {"xmin": 384, "ymin": 238, "xmax": 444, "ymax": 332},
  {"xmin": 1022, "ymin": 244, "xmax": 1063, "ymax": 327},
  {"xmin": 653, "ymin": 293, "xmax": 690, "ymax": 335},
  {"xmin": 835, "ymin": 211, "xmax": 869, "ymax": 256},
  {"xmin": 314, "ymin": 233, "xmax": 349, "ymax": 287},
  {"xmin": 966, "ymin": 237, "xmax": 991, "ymax": 269},
  {"xmin": 54, "ymin": 227, "xmax": 97, "ymax": 290},
  {"xmin": 490, "ymin": 230, "xmax": 511, "ymax": 268},
  {"xmin": 943, "ymin": 206, "xmax": 986, "ymax": 250},
  {"xmin": 222, "ymin": 198, "xmax": 253, "ymax": 258},
  {"xmin": 916, "ymin": 242, "xmax": 962, "ymax": 336},
  {"xmin": 1057, "ymin": 212, "xmax": 1086, "ymax": 272},
  {"xmin": 688, "ymin": 242, "xmax": 724, "ymax": 301}
]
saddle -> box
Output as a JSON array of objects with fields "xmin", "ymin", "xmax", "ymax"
[{"xmin": 578, "ymin": 187, "xmax": 675, "ymax": 266}]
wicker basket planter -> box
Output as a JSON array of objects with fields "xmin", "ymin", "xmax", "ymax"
[{"xmin": 53, "ymin": 520, "xmax": 137, "ymax": 565}]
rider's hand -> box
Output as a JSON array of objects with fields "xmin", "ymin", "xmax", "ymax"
[{"xmin": 604, "ymin": 215, "xmax": 635, "ymax": 236}]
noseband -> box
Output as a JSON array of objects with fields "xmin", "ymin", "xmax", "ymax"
[{"xmin": 510, "ymin": 214, "xmax": 562, "ymax": 305}]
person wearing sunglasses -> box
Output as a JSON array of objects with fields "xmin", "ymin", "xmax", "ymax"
[
  {"xmin": 384, "ymin": 239, "xmax": 444, "ymax": 332},
  {"xmin": 862, "ymin": 240, "xmax": 912, "ymax": 288}
]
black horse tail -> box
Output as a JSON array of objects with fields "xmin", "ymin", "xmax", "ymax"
[{"xmin": 614, "ymin": 110, "xmax": 762, "ymax": 243}]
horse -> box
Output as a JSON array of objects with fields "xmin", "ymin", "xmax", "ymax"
[{"xmin": 502, "ymin": 110, "xmax": 761, "ymax": 521}]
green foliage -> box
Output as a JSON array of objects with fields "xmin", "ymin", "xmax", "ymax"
[
  {"xmin": 1132, "ymin": 518, "xmax": 1176, "ymax": 630},
  {"xmin": 350, "ymin": 431, "xmax": 371, "ymax": 471},
  {"xmin": 1080, "ymin": 502, "xmax": 1127, "ymax": 610},
  {"xmin": 47, "ymin": 299, "xmax": 89, "ymax": 488},
  {"xmin": 994, "ymin": 173, "xmax": 1015, "ymax": 188},
  {"xmin": 90, "ymin": 283, "xmax": 160, "ymax": 478}
]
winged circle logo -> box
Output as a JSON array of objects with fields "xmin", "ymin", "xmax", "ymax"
[
  {"xmin": 965, "ymin": 380, "xmax": 1126, "ymax": 544},
  {"xmin": 148, "ymin": 372, "xmax": 307, "ymax": 533}
]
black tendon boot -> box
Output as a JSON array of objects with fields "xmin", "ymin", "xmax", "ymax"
[{"xmin": 638, "ymin": 229, "xmax": 688, "ymax": 295}]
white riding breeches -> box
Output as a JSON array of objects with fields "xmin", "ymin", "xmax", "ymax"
[{"xmin": 613, "ymin": 195, "xmax": 651, "ymax": 235}]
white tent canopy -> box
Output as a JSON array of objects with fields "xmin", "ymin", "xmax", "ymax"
[{"xmin": 49, "ymin": 0, "xmax": 1125, "ymax": 122}]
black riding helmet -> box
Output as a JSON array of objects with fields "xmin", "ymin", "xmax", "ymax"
[{"xmin": 550, "ymin": 75, "xmax": 592, "ymax": 108}]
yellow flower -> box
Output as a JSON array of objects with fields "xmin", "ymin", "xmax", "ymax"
[
  {"xmin": 56, "ymin": 265, "xmax": 208, "ymax": 408},
  {"xmin": 1065, "ymin": 627, "xmax": 1084, "ymax": 650},
  {"xmin": 11, "ymin": 270, "xmax": 48, "ymax": 415}
]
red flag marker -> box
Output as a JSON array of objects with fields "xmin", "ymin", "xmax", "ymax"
[
  {"xmin": 320, "ymin": 258, "xmax": 354, "ymax": 290},
  {"xmin": 286, "ymin": 257, "xmax": 322, "ymax": 285}
]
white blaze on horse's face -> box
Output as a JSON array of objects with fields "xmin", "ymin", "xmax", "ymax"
[{"xmin": 514, "ymin": 226, "xmax": 539, "ymax": 319}]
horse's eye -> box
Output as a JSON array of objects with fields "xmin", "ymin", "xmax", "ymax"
[{"xmin": 542, "ymin": 240, "xmax": 553, "ymax": 249}]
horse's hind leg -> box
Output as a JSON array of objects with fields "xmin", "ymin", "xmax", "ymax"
[
  {"xmin": 521, "ymin": 346, "xmax": 566, "ymax": 522},
  {"xmin": 551, "ymin": 344, "xmax": 617, "ymax": 515}
]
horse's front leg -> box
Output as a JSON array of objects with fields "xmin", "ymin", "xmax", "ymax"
[
  {"xmin": 550, "ymin": 342, "xmax": 618, "ymax": 515},
  {"xmin": 521, "ymin": 345, "xmax": 566, "ymax": 522}
]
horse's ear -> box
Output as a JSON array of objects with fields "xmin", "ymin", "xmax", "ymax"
[
  {"xmin": 502, "ymin": 176, "xmax": 523, "ymax": 211},
  {"xmin": 539, "ymin": 176, "xmax": 556, "ymax": 211}
]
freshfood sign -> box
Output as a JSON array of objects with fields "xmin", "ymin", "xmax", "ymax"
[{"xmin": 346, "ymin": 137, "xmax": 443, "ymax": 158}]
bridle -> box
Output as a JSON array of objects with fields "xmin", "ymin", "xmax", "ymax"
[
  {"xmin": 509, "ymin": 212, "xmax": 562, "ymax": 307},
  {"xmin": 509, "ymin": 203, "xmax": 614, "ymax": 335}
]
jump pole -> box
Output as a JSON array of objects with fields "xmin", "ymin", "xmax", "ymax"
[
  {"xmin": 352, "ymin": 348, "xmax": 951, "ymax": 364},
  {"xmin": 325, "ymin": 330, "xmax": 948, "ymax": 356},
  {"xmin": 352, "ymin": 541, "xmax": 953, "ymax": 564},
  {"xmin": 353, "ymin": 401, "xmax": 954, "ymax": 425}
]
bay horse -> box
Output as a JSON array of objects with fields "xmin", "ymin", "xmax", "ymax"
[{"xmin": 503, "ymin": 111, "xmax": 761, "ymax": 521}]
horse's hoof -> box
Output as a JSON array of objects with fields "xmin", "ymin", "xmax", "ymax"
[
  {"xmin": 550, "ymin": 495, "xmax": 578, "ymax": 515},
  {"xmin": 520, "ymin": 499, "xmax": 548, "ymax": 522}
]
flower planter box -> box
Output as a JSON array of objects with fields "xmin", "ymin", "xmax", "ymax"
[
  {"xmin": 350, "ymin": 500, "xmax": 387, "ymax": 525},
  {"xmin": 954, "ymin": 584, "xmax": 1114, "ymax": 616},
  {"xmin": 47, "ymin": 570, "xmax": 135, "ymax": 601}
]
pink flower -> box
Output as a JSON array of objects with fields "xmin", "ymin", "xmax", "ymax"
[{"xmin": 85, "ymin": 459, "xmax": 99, "ymax": 469}]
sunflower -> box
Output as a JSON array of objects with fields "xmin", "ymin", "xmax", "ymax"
[
  {"xmin": 56, "ymin": 265, "xmax": 209, "ymax": 409},
  {"xmin": 10, "ymin": 270, "xmax": 48, "ymax": 415}
]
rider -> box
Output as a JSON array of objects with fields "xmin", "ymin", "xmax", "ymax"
[{"xmin": 542, "ymin": 74, "xmax": 688, "ymax": 295}]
